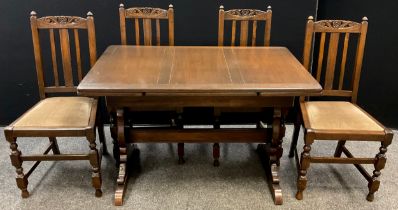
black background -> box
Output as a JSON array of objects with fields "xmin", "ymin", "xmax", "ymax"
[{"xmin": 1, "ymin": 0, "xmax": 397, "ymax": 128}]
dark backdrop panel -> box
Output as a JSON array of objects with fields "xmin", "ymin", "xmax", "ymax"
[
  {"xmin": 318, "ymin": 0, "xmax": 398, "ymax": 128},
  {"xmin": 0, "ymin": 0, "xmax": 317, "ymax": 124}
]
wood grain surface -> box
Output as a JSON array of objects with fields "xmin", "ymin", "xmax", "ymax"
[{"xmin": 78, "ymin": 46, "xmax": 321, "ymax": 96}]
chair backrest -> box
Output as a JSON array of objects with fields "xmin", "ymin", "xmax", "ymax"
[
  {"xmin": 302, "ymin": 16, "xmax": 368, "ymax": 103},
  {"xmin": 119, "ymin": 4, "xmax": 174, "ymax": 46},
  {"xmin": 218, "ymin": 5, "xmax": 272, "ymax": 46},
  {"xmin": 30, "ymin": 11, "xmax": 97, "ymax": 99}
]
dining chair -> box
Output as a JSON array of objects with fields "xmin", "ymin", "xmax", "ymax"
[
  {"xmin": 218, "ymin": 5, "xmax": 272, "ymax": 46},
  {"xmin": 119, "ymin": 4, "xmax": 174, "ymax": 46},
  {"xmin": 4, "ymin": 11, "xmax": 107, "ymax": 198},
  {"xmin": 212, "ymin": 5, "xmax": 272, "ymax": 166},
  {"xmin": 288, "ymin": 16, "xmax": 393, "ymax": 201},
  {"xmin": 118, "ymin": 3, "xmax": 184, "ymax": 163}
]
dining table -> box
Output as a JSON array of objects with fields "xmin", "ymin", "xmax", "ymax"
[{"xmin": 77, "ymin": 45, "xmax": 322, "ymax": 206}]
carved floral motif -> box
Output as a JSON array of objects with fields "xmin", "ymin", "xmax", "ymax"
[
  {"xmin": 317, "ymin": 20, "xmax": 360, "ymax": 29},
  {"xmin": 225, "ymin": 9, "xmax": 266, "ymax": 18},
  {"xmin": 125, "ymin": 7, "xmax": 168, "ymax": 18},
  {"xmin": 38, "ymin": 16, "xmax": 86, "ymax": 26}
]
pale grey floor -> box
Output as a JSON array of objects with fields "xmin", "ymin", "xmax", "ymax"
[{"xmin": 0, "ymin": 126, "xmax": 397, "ymax": 210}]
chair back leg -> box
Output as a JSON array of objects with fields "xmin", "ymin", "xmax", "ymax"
[
  {"xmin": 49, "ymin": 137, "xmax": 61, "ymax": 154},
  {"xmin": 333, "ymin": 140, "xmax": 346, "ymax": 157},
  {"xmin": 289, "ymin": 110, "xmax": 302, "ymax": 158}
]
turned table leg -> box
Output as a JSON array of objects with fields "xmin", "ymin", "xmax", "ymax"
[{"xmin": 114, "ymin": 109, "xmax": 129, "ymax": 206}]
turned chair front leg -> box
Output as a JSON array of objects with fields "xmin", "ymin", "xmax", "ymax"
[{"xmin": 296, "ymin": 131, "xmax": 314, "ymax": 200}]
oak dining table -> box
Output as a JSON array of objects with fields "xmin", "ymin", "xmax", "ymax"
[{"xmin": 77, "ymin": 45, "xmax": 322, "ymax": 206}]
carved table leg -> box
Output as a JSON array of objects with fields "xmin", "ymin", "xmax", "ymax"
[
  {"xmin": 268, "ymin": 107, "xmax": 284, "ymax": 205},
  {"xmin": 110, "ymin": 114, "xmax": 120, "ymax": 167},
  {"xmin": 256, "ymin": 107, "xmax": 287, "ymax": 205},
  {"xmin": 115, "ymin": 109, "xmax": 129, "ymax": 206},
  {"xmin": 112, "ymin": 139, "xmax": 120, "ymax": 167}
]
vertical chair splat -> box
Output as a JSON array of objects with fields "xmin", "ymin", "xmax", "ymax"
[
  {"xmin": 324, "ymin": 33, "xmax": 340, "ymax": 90},
  {"xmin": 49, "ymin": 29, "xmax": 60, "ymax": 86},
  {"xmin": 74, "ymin": 29, "xmax": 83, "ymax": 82},
  {"xmin": 143, "ymin": 19, "xmax": 152, "ymax": 46},
  {"xmin": 316, "ymin": 32, "xmax": 326, "ymax": 82},
  {"xmin": 135, "ymin": 18, "xmax": 140, "ymax": 45},
  {"xmin": 338, "ymin": 33, "xmax": 350, "ymax": 90},
  {"xmin": 59, "ymin": 29, "xmax": 74, "ymax": 87},
  {"xmin": 231, "ymin": 21, "xmax": 237, "ymax": 46},
  {"xmin": 240, "ymin": 21, "xmax": 249, "ymax": 46},
  {"xmin": 252, "ymin": 21, "xmax": 257, "ymax": 46},
  {"xmin": 156, "ymin": 19, "xmax": 161, "ymax": 46}
]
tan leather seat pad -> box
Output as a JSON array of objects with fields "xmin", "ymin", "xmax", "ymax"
[
  {"xmin": 13, "ymin": 97, "xmax": 95, "ymax": 128},
  {"xmin": 304, "ymin": 101, "xmax": 384, "ymax": 132}
]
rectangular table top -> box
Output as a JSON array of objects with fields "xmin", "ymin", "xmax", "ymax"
[{"xmin": 77, "ymin": 46, "xmax": 322, "ymax": 96}]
